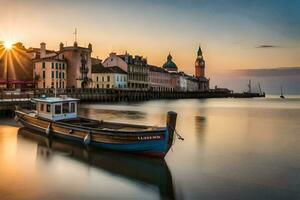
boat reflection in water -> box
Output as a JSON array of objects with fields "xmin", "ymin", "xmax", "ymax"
[{"xmin": 18, "ymin": 127, "xmax": 176, "ymax": 200}]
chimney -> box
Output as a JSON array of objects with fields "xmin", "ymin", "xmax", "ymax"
[
  {"xmin": 59, "ymin": 42, "xmax": 64, "ymax": 51},
  {"xmin": 109, "ymin": 52, "xmax": 116, "ymax": 57},
  {"xmin": 88, "ymin": 43, "xmax": 92, "ymax": 51},
  {"xmin": 40, "ymin": 42, "xmax": 46, "ymax": 58}
]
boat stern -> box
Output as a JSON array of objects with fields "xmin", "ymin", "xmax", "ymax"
[{"xmin": 165, "ymin": 111, "xmax": 177, "ymax": 155}]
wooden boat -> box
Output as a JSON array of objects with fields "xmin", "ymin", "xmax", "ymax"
[
  {"xmin": 15, "ymin": 96, "xmax": 178, "ymax": 158},
  {"xmin": 18, "ymin": 127, "xmax": 175, "ymax": 200}
]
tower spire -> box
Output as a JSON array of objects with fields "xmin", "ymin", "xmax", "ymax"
[{"xmin": 197, "ymin": 44, "xmax": 202, "ymax": 57}]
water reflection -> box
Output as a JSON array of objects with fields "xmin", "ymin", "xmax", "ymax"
[
  {"xmin": 194, "ymin": 115, "xmax": 207, "ymax": 146},
  {"xmin": 79, "ymin": 108, "xmax": 147, "ymax": 121},
  {"xmin": 18, "ymin": 127, "xmax": 175, "ymax": 200}
]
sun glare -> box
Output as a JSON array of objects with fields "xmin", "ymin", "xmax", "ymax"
[{"xmin": 4, "ymin": 40, "xmax": 13, "ymax": 49}]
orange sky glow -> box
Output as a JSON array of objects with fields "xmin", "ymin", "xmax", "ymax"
[{"xmin": 0, "ymin": 0, "xmax": 299, "ymax": 76}]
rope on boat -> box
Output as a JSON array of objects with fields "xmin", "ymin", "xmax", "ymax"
[
  {"xmin": 84, "ymin": 130, "xmax": 92, "ymax": 145},
  {"xmin": 168, "ymin": 125, "xmax": 184, "ymax": 141},
  {"xmin": 45, "ymin": 123, "xmax": 51, "ymax": 136}
]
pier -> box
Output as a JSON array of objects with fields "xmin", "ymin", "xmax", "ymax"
[{"xmin": 0, "ymin": 88, "xmax": 264, "ymax": 114}]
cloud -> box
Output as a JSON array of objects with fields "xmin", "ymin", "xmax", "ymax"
[{"xmin": 256, "ymin": 44, "xmax": 280, "ymax": 48}]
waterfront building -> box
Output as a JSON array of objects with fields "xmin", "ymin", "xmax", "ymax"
[
  {"xmin": 161, "ymin": 53, "xmax": 183, "ymax": 91},
  {"xmin": 103, "ymin": 53, "xmax": 128, "ymax": 72},
  {"xmin": 0, "ymin": 42, "xmax": 35, "ymax": 88},
  {"xmin": 149, "ymin": 65, "xmax": 172, "ymax": 91},
  {"xmin": 32, "ymin": 43, "xmax": 67, "ymax": 89},
  {"xmin": 194, "ymin": 45, "xmax": 209, "ymax": 91},
  {"xmin": 178, "ymin": 73, "xmax": 188, "ymax": 91},
  {"xmin": 195, "ymin": 46, "xmax": 205, "ymax": 78},
  {"xmin": 33, "ymin": 60, "xmax": 67, "ymax": 89},
  {"xmin": 170, "ymin": 73, "xmax": 180, "ymax": 91},
  {"xmin": 103, "ymin": 52, "xmax": 149, "ymax": 89},
  {"xmin": 59, "ymin": 42, "xmax": 92, "ymax": 88},
  {"xmin": 91, "ymin": 63, "xmax": 127, "ymax": 89},
  {"xmin": 30, "ymin": 41, "xmax": 93, "ymax": 89},
  {"xmin": 186, "ymin": 76, "xmax": 199, "ymax": 92}
]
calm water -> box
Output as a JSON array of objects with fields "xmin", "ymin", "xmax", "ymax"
[{"xmin": 1, "ymin": 97, "xmax": 300, "ymax": 200}]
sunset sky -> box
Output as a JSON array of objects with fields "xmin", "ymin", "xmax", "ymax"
[{"xmin": 1, "ymin": 0, "xmax": 299, "ymax": 75}]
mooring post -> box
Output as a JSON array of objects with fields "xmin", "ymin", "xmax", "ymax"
[{"xmin": 166, "ymin": 111, "xmax": 177, "ymax": 147}]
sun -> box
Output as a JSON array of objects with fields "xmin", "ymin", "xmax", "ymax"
[{"xmin": 4, "ymin": 40, "xmax": 13, "ymax": 49}]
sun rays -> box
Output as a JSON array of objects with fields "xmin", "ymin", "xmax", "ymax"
[{"xmin": 0, "ymin": 41, "xmax": 32, "ymax": 82}]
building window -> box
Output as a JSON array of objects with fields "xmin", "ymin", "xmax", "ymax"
[
  {"xmin": 43, "ymin": 82, "xmax": 45, "ymax": 88},
  {"xmin": 70, "ymin": 103, "xmax": 75, "ymax": 113},
  {"xmin": 107, "ymin": 76, "xmax": 110, "ymax": 82},
  {"xmin": 102, "ymin": 77, "xmax": 104, "ymax": 82},
  {"xmin": 59, "ymin": 72, "xmax": 61, "ymax": 78},
  {"xmin": 42, "ymin": 62, "xmax": 45, "ymax": 69},
  {"xmin": 59, "ymin": 63, "xmax": 61, "ymax": 69},
  {"xmin": 117, "ymin": 76, "xmax": 119, "ymax": 81},
  {"xmin": 55, "ymin": 105, "xmax": 62, "ymax": 114},
  {"xmin": 56, "ymin": 71, "xmax": 58, "ymax": 78},
  {"xmin": 51, "ymin": 71, "xmax": 54, "ymax": 79},
  {"xmin": 96, "ymin": 77, "xmax": 98, "ymax": 82},
  {"xmin": 52, "ymin": 63, "xmax": 54, "ymax": 69},
  {"xmin": 106, "ymin": 84, "xmax": 110, "ymax": 88},
  {"xmin": 55, "ymin": 63, "xmax": 58, "ymax": 69},
  {"xmin": 62, "ymin": 82, "xmax": 64, "ymax": 88},
  {"xmin": 51, "ymin": 82, "xmax": 54, "ymax": 88},
  {"xmin": 46, "ymin": 104, "xmax": 51, "ymax": 112},
  {"xmin": 97, "ymin": 84, "xmax": 99, "ymax": 88},
  {"xmin": 42, "ymin": 71, "xmax": 45, "ymax": 79},
  {"xmin": 62, "ymin": 103, "xmax": 69, "ymax": 113},
  {"xmin": 40, "ymin": 103, "xmax": 44, "ymax": 112},
  {"xmin": 62, "ymin": 63, "xmax": 65, "ymax": 70},
  {"xmin": 62, "ymin": 72, "xmax": 64, "ymax": 79}
]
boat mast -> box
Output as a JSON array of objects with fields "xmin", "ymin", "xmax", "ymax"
[
  {"xmin": 248, "ymin": 80, "xmax": 251, "ymax": 93},
  {"xmin": 258, "ymin": 83, "xmax": 262, "ymax": 95}
]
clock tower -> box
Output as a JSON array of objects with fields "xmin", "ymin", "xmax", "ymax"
[{"xmin": 195, "ymin": 45, "xmax": 205, "ymax": 78}]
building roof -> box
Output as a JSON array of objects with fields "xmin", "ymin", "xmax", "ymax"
[
  {"xmin": 27, "ymin": 47, "xmax": 57, "ymax": 54},
  {"xmin": 197, "ymin": 76, "xmax": 209, "ymax": 82},
  {"xmin": 149, "ymin": 65, "xmax": 168, "ymax": 73},
  {"xmin": 32, "ymin": 96, "xmax": 79, "ymax": 103},
  {"xmin": 92, "ymin": 64, "xmax": 127, "ymax": 74},
  {"xmin": 33, "ymin": 54, "xmax": 66, "ymax": 62},
  {"xmin": 162, "ymin": 53, "xmax": 178, "ymax": 71}
]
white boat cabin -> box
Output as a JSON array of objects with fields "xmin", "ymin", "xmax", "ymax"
[{"xmin": 32, "ymin": 96, "xmax": 79, "ymax": 121}]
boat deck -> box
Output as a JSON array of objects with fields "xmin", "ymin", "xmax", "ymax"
[
  {"xmin": 17, "ymin": 109, "xmax": 164, "ymax": 132},
  {"xmin": 59, "ymin": 117, "xmax": 161, "ymax": 132}
]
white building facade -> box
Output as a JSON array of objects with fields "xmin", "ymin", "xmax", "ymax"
[{"xmin": 91, "ymin": 64, "xmax": 127, "ymax": 89}]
